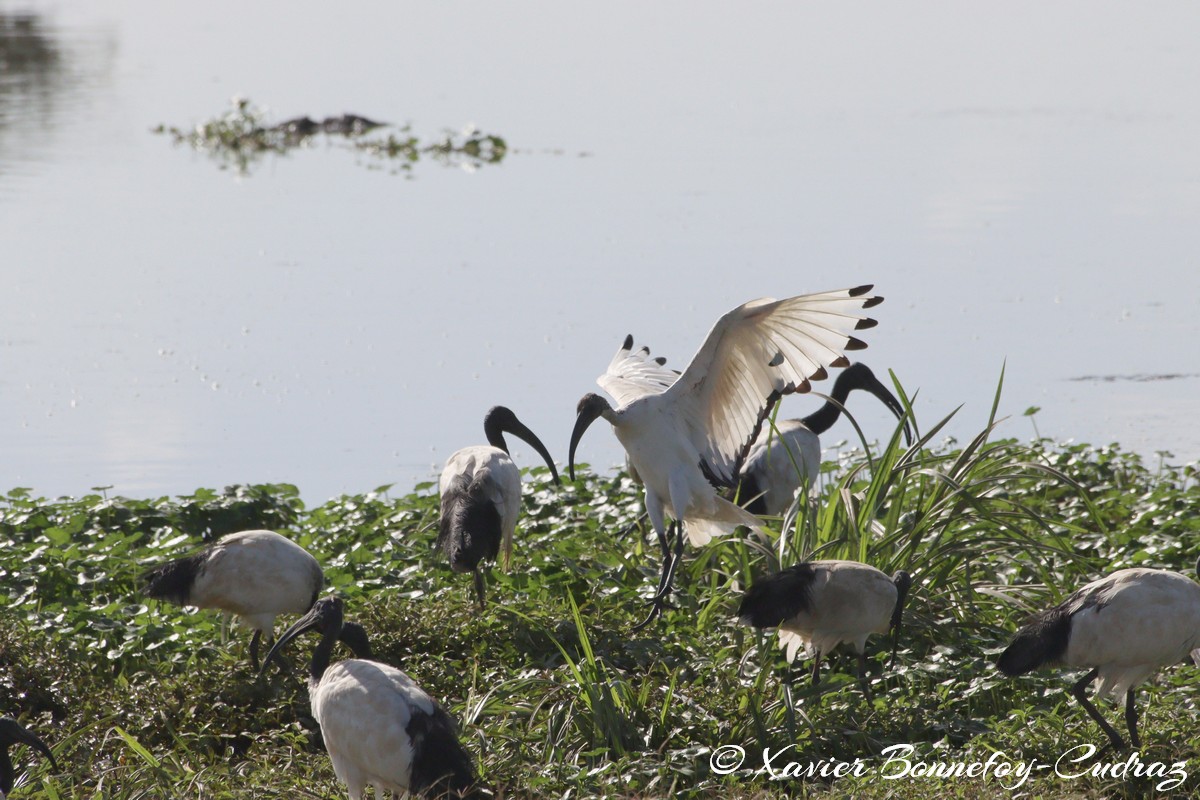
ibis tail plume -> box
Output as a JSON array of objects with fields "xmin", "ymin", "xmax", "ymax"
[
  {"xmin": 997, "ymin": 557, "xmax": 1200, "ymax": 751},
  {"xmin": 738, "ymin": 561, "xmax": 911, "ymax": 697},
  {"xmin": 437, "ymin": 405, "xmax": 560, "ymax": 608},
  {"xmin": 568, "ymin": 286, "xmax": 885, "ymax": 629},
  {"xmin": 262, "ymin": 596, "xmax": 477, "ymax": 800}
]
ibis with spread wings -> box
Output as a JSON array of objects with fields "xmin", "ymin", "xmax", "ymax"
[{"xmin": 568, "ymin": 286, "xmax": 883, "ymax": 628}]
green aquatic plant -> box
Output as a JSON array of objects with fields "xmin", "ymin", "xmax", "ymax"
[
  {"xmin": 2, "ymin": 383, "xmax": 1198, "ymax": 797},
  {"xmin": 153, "ymin": 97, "xmax": 507, "ymax": 176}
]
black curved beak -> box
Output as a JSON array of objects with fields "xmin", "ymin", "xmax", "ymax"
[
  {"xmin": 0, "ymin": 718, "xmax": 58, "ymax": 772},
  {"xmin": 504, "ymin": 418, "xmax": 561, "ymax": 486},
  {"xmin": 859, "ymin": 368, "xmax": 913, "ymax": 447},
  {"xmin": 259, "ymin": 602, "xmax": 327, "ymax": 678},
  {"xmin": 568, "ymin": 394, "xmax": 607, "ymax": 481}
]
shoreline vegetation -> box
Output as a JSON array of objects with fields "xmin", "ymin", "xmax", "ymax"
[{"xmin": 2, "ymin": 401, "xmax": 1198, "ymax": 797}]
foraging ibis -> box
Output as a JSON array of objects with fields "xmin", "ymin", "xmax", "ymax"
[
  {"xmin": 437, "ymin": 405, "xmax": 560, "ymax": 608},
  {"xmin": 735, "ymin": 362, "xmax": 912, "ymax": 516},
  {"xmin": 262, "ymin": 596, "xmax": 477, "ymax": 799},
  {"xmin": 0, "ymin": 717, "xmax": 57, "ymax": 799},
  {"xmin": 142, "ymin": 529, "xmax": 324, "ymax": 667},
  {"xmin": 738, "ymin": 561, "xmax": 912, "ymax": 696},
  {"xmin": 996, "ymin": 557, "xmax": 1200, "ymax": 751},
  {"xmin": 568, "ymin": 286, "xmax": 884, "ymax": 627}
]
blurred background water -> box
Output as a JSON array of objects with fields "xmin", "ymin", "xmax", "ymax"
[{"xmin": 2, "ymin": 1, "xmax": 1197, "ymax": 502}]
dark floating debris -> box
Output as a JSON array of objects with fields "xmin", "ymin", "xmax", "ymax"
[
  {"xmin": 153, "ymin": 97, "xmax": 506, "ymax": 176},
  {"xmin": 1070, "ymin": 373, "xmax": 1198, "ymax": 383}
]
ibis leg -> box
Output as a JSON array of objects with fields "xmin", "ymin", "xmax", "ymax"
[
  {"xmin": 632, "ymin": 522, "xmax": 683, "ymax": 631},
  {"xmin": 857, "ymin": 651, "xmax": 872, "ymax": 700},
  {"xmin": 1124, "ymin": 689, "xmax": 1140, "ymax": 750},
  {"xmin": 1071, "ymin": 668, "xmax": 1127, "ymax": 751},
  {"xmin": 473, "ymin": 569, "xmax": 487, "ymax": 610},
  {"xmin": 810, "ymin": 655, "xmax": 822, "ymax": 686},
  {"xmin": 249, "ymin": 629, "xmax": 262, "ymax": 670}
]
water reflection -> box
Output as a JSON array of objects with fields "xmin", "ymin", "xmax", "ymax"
[
  {"xmin": 0, "ymin": 10, "xmax": 114, "ymax": 170},
  {"xmin": 0, "ymin": 12, "xmax": 63, "ymax": 111}
]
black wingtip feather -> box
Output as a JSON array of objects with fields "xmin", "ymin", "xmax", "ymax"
[
  {"xmin": 830, "ymin": 355, "xmax": 850, "ymax": 369},
  {"xmin": 738, "ymin": 564, "xmax": 817, "ymax": 628},
  {"xmin": 849, "ymin": 284, "xmax": 874, "ymax": 297},
  {"xmin": 621, "ymin": 334, "xmax": 633, "ymax": 351},
  {"xmin": 862, "ymin": 295, "xmax": 884, "ymax": 309},
  {"xmin": 845, "ymin": 336, "xmax": 869, "ymax": 351},
  {"xmin": 854, "ymin": 318, "xmax": 878, "ymax": 330}
]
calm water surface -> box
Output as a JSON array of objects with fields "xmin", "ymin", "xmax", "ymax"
[{"xmin": 2, "ymin": 2, "xmax": 1198, "ymax": 502}]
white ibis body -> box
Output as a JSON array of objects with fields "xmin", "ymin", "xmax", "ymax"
[
  {"xmin": 568, "ymin": 287, "xmax": 884, "ymax": 628},
  {"xmin": 263, "ymin": 597, "xmax": 476, "ymax": 799},
  {"xmin": 997, "ymin": 558, "xmax": 1200, "ymax": 751},
  {"xmin": 142, "ymin": 529, "xmax": 323, "ymax": 667},
  {"xmin": 736, "ymin": 362, "xmax": 912, "ymax": 516},
  {"xmin": 738, "ymin": 560, "xmax": 912, "ymax": 696},
  {"xmin": 0, "ymin": 717, "xmax": 58, "ymax": 799},
  {"xmin": 437, "ymin": 405, "xmax": 560, "ymax": 608}
]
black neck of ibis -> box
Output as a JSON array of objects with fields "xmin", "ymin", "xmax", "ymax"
[
  {"xmin": 261, "ymin": 597, "xmax": 371, "ymax": 687},
  {"xmin": 888, "ymin": 570, "xmax": 913, "ymax": 668},
  {"xmin": 801, "ymin": 363, "xmax": 912, "ymax": 445},
  {"xmin": 483, "ymin": 406, "xmax": 561, "ymax": 485}
]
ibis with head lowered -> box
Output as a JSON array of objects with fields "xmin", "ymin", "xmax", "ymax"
[
  {"xmin": 738, "ymin": 560, "xmax": 912, "ymax": 697},
  {"xmin": 143, "ymin": 529, "xmax": 327, "ymax": 668},
  {"xmin": 262, "ymin": 596, "xmax": 477, "ymax": 799},
  {"xmin": 997, "ymin": 557, "xmax": 1200, "ymax": 751}
]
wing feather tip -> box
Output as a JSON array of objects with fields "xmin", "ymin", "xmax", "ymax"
[
  {"xmin": 621, "ymin": 334, "xmax": 633, "ymax": 351},
  {"xmin": 855, "ymin": 317, "xmax": 879, "ymax": 330},
  {"xmin": 831, "ymin": 356, "xmax": 851, "ymax": 368},
  {"xmin": 845, "ymin": 336, "xmax": 869, "ymax": 351},
  {"xmin": 862, "ymin": 295, "xmax": 884, "ymax": 309},
  {"xmin": 849, "ymin": 284, "xmax": 875, "ymax": 297}
]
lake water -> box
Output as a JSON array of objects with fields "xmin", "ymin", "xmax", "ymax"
[{"xmin": 3, "ymin": 1, "xmax": 1198, "ymax": 503}]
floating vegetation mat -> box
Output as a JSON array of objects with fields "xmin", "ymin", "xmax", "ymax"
[{"xmin": 153, "ymin": 97, "xmax": 507, "ymax": 176}]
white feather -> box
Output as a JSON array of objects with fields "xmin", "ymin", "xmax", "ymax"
[
  {"xmin": 1063, "ymin": 568, "xmax": 1200, "ymax": 701},
  {"xmin": 311, "ymin": 660, "xmax": 437, "ymax": 797}
]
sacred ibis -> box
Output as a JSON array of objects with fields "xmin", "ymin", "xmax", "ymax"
[
  {"xmin": 738, "ymin": 561, "xmax": 912, "ymax": 696},
  {"xmin": 437, "ymin": 405, "xmax": 560, "ymax": 608},
  {"xmin": 143, "ymin": 529, "xmax": 330, "ymax": 667},
  {"xmin": 568, "ymin": 286, "xmax": 883, "ymax": 628},
  {"xmin": 997, "ymin": 557, "xmax": 1200, "ymax": 751},
  {"xmin": 621, "ymin": 360, "xmax": 912, "ymax": 516},
  {"xmin": 262, "ymin": 596, "xmax": 477, "ymax": 799},
  {"xmin": 735, "ymin": 362, "xmax": 912, "ymax": 516},
  {"xmin": 0, "ymin": 717, "xmax": 57, "ymax": 799}
]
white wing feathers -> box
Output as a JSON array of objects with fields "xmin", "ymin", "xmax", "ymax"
[
  {"xmin": 666, "ymin": 286, "xmax": 881, "ymax": 486},
  {"xmin": 597, "ymin": 334, "xmax": 680, "ymax": 407}
]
